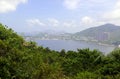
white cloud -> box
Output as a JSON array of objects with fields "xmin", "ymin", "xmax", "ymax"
[
  {"xmin": 63, "ymin": 21, "xmax": 76, "ymax": 27},
  {"xmin": 103, "ymin": 9, "xmax": 120, "ymax": 20},
  {"xmin": 25, "ymin": 16, "xmax": 106, "ymax": 33},
  {"xmin": 115, "ymin": 0, "xmax": 120, "ymax": 8},
  {"xmin": 63, "ymin": 0, "xmax": 81, "ymax": 10},
  {"xmin": 26, "ymin": 19, "xmax": 46, "ymax": 26},
  {"xmin": 0, "ymin": 0, "xmax": 28, "ymax": 13},
  {"xmin": 88, "ymin": 0, "xmax": 110, "ymax": 4},
  {"xmin": 81, "ymin": 16, "xmax": 94, "ymax": 25},
  {"xmin": 63, "ymin": 22, "xmax": 71, "ymax": 27},
  {"xmin": 48, "ymin": 18, "xmax": 59, "ymax": 27},
  {"xmin": 103, "ymin": 0, "xmax": 120, "ymax": 20},
  {"xmin": 80, "ymin": 16, "xmax": 105, "ymax": 29}
]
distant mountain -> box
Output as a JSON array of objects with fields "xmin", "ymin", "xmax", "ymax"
[
  {"xmin": 21, "ymin": 23, "xmax": 120, "ymax": 45},
  {"xmin": 74, "ymin": 23, "xmax": 120, "ymax": 44},
  {"xmin": 19, "ymin": 30, "xmax": 67, "ymax": 37}
]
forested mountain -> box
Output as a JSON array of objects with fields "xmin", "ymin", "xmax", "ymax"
[
  {"xmin": 22, "ymin": 23, "xmax": 120, "ymax": 45},
  {"xmin": 1, "ymin": 23, "xmax": 120, "ymax": 79},
  {"xmin": 75, "ymin": 24, "xmax": 120, "ymax": 44}
]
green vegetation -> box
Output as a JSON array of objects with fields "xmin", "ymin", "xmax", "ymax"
[
  {"xmin": 75, "ymin": 23, "xmax": 120, "ymax": 44},
  {"xmin": 0, "ymin": 23, "xmax": 120, "ymax": 79}
]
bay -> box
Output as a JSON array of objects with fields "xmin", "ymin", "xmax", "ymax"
[{"xmin": 36, "ymin": 40, "xmax": 115, "ymax": 54}]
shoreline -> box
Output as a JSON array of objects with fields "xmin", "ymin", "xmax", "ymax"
[{"xmin": 32, "ymin": 38, "xmax": 115, "ymax": 47}]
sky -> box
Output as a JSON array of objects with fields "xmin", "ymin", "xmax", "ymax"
[{"xmin": 0, "ymin": 0, "xmax": 120, "ymax": 33}]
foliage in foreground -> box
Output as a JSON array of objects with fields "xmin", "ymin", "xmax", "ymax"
[{"xmin": 0, "ymin": 23, "xmax": 120, "ymax": 79}]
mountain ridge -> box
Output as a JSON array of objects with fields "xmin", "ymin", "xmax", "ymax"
[{"xmin": 74, "ymin": 23, "xmax": 120, "ymax": 44}]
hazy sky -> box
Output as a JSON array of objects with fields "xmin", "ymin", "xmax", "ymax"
[{"xmin": 0, "ymin": 0, "xmax": 120, "ymax": 33}]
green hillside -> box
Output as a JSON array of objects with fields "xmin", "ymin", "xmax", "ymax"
[
  {"xmin": 1, "ymin": 23, "xmax": 120, "ymax": 79},
  {"xmin": 75, "ymin": 24, "xmax": 120, "ymax": 44}
]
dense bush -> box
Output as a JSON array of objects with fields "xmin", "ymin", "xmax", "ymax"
[{"xmin": 0, "ymin": 23, "xmax": 120, "ymax": 79}]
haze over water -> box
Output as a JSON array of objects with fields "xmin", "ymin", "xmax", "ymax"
[{"xmin": 36, "ymin": 40, "xmax": 115, "ymax": 54}]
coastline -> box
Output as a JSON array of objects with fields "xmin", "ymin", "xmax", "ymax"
[{"xmin": 24, "ymin": 36, "xmax": 116, "ymax": 48}]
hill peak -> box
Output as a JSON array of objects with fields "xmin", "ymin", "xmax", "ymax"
[
  {"xmin": 75, "ymin": 23, "xmax": 120, "ymax": 43},
  {"xmin": 103, "ymin": 23, "xmax": 116, "ymax": 26},
  {"xmin": 99, "ymin": 23, "xmax": 119, "ymax": 28}
]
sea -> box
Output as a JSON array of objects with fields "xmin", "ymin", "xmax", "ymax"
[{"xmin": 35, "ymin": 40, "xmax": 115, "ymax": 54}]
